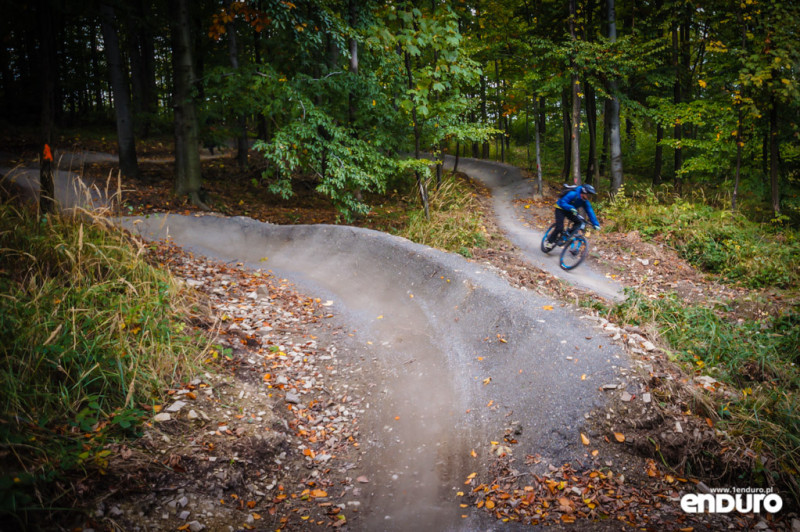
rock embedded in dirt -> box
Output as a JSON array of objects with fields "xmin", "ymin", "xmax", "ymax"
[
  {"xmin": 166, "ymin": 400, "xmax": 187, "ymax": 413},
  {"xmin": 285, "ymin": 392, "xmax": 301, "ymax": 404}
]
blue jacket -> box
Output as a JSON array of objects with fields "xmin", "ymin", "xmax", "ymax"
[{"xmin": 556, "ymin": 188, "xmax": 600, "ymax": 227}]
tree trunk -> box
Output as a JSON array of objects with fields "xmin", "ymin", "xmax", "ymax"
[
  {"xmin": 123, "ymin": 9, "xmax": 145, "ymax": 131},
  {"xmin": 607, "ymin": 0, "xmax": 624, "ymax": 193},
  {"xmin": 471, "ymin": 110, "xmax": 479, "ymax": 157},
  {"xmin": 561, "ymin": 87, "xmax": 571, "ymax": 181},
  {"xmin": 585, "ymin": 80, "xmax": 599, "ymax": 187},
  {"xmin": 90, "ymin": 21, "xmax": 103, "ymax": 111},
  {"xmin": 169, "ymin": 0, "xmax": 205, "ymax": 208},
  {"xmin": 138, "ymin": 0, "xmax": 158, "ymax": 136},
  {"xmin": 480, "ymin": 74, "xmax": 489, "ymax": 158},
  {"xmin": 223, "ymin": 0, "xmax": 248, "ymax": 170},
  {"xmin": 253, "ymin": 23, "xmax": 269, "ymax": 141},
  {"xmin": 569, "ymin": 0, "xmax": 581, "ymax": 185},
  {"xmin": 39, "ymin": 0, "xmax": 55, "ymax": 148},
  {"xmin": 495, "ymin": 60, "xmax": 504, "ymax": 163},
  {"xmin": 348, "ymin": 0, "xmax": 359, "ymax": 127},
  {"xmin": 654, "ymin": 123, "xmax": 663, "ymax": 185},
  {"xmin": 533, "ymin": 95, "xmax": 543, "ymax": 196},
  {"xmin": 538, "ymin": 96, "xmax": 546, "ymax": 137},
  {"xmin": 100, "ymin": 3, "xmax": 140, "ymax": 180},
  {"xmin": 732, "ymin": 109, "xmax": 742, "ymax": 211},
  {"xmin": 404, "ymin": 48, "xmax": 428, "ymax": 219},
  {"xmin": 525, "ymin": 100, "xmax": 531, "ymax": 170},
  {"xmin": 672, "ymin": 21, "xmax": 683, "ymax": 192},
  {"xmin": 769, "ymin": 94, "xmax": 780, "ymax": 217},
  {"xmin": 600, "ymin": 98, "xmax": 610, "ymax": 176}
]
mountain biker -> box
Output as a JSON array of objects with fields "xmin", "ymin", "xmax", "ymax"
[{"xmin": 546, "ymin": 184, "xmax": 601, "ymax": 246}]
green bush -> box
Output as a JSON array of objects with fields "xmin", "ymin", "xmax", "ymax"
[{"xmin": 601, "ymin": 191, "xmax": 800, "ymax": 288}]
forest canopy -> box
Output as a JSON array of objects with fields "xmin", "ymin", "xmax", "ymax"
[{"xmin": 2, "ymin": 0, "xmax": 798, "ymax": 222}]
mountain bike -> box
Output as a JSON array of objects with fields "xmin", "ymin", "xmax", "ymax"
[{"xmin": 540, "ymin": 214, "xmax": 590, "ymax": 271}]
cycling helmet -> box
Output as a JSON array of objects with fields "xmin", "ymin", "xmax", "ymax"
[{"xmin": 581, "ymin": 184, "xmax": 597, "ymax": 195}]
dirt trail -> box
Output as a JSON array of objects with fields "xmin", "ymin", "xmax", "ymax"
[
  {"xmin": 121, "ymin": 214, "xmax": 628, "ymax": 530},
  {"xmin": 442, "ymin": 156, "xmax": 623, "ymax": 301}
]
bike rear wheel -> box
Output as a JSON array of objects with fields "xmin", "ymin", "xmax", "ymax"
[
  {"xmin": 559, "ymin": 235, "xmax": 588, "ymax": 270},
  {"xmin": 541, "ymin": 224, "xmax": 557, "ymax": 253}
]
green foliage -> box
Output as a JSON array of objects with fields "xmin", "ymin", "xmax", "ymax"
[
  {"xmin": 254, "ymin": 100, "xmax": 396, "ymax": 220},
  {"xmin": 602, "ymin": 189, "xmax": 800, "ymax": 288},
  {"xmin": 609, "ymin": 289, "xmax": 800, "ymax": 496},
  {"xmin": 399, "ymin": 174, "xmax": 487, "ymax": 255},
  {"xmin": 0, "ymin": 206, "xmax": 203, "ymax": 523}
]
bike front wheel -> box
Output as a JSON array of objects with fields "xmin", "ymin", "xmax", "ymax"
[
  {"xmin": 559, "ymin": 235, "xmax": 588, "ymax": 270},
  {"xmin": 541, "ymin": 224, "xmax": 557, "ymax": 254}
]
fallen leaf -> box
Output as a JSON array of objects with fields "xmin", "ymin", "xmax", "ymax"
[
  {"xmin": 614, "ymin": 432, "xmax": 625, "ymax": 443},
  {"xmin": 482, "ymin": 377, "xmax": 492, "ymax": 385},
  {"xmin": 470, "ymin": 449, "xmax": 477, "ymax": 458},
  {"xmin": 356, "ymin": 476, "xmax": 369, "ymax": 483},
  {"xmin": 485, "ymin": 500, "xmax": 496, "ymax": 510},
  {"xmin": 310, "ymin": 489, "xmax": 327, "ymax": 498},
  {"xmin": 580, "ymin": 433, "xmax": 590, "ymax": 445},
  {"xmin": 543, "ymin": 305, "xmax": 554, "ymax": 311}
]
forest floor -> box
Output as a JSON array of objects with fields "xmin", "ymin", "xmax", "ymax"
[{"xmin": 1, "ymin": 137, "xmax": 797, "ymax": 530}]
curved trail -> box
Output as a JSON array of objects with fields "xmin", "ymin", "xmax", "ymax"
[
  {"xmin": 442, "ymin": 156, "xmax": 623, "ymax": 301},
  {"xmin": 3, "ymin": 150, "xmax": 629, "ymax": 529},
  {"xmin": 122, "ymin": 215, "xmax": 628, "ymax": 530}
]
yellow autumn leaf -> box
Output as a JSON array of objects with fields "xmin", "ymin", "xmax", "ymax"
[
  {"xmin": 591, "ymin": 449, "xmax": 599, "ymax": 456},
  {"xmin": 485, "ymin": 500, "xmax": 496, "ymax": 510},
  {"xmin": 580, "ymin": 433, "xmax": 590, "ymax": 445},
  {"xmin": 252, "ymin": 512, "xmax": 262, "ymax": 520},
  {"xmin": 310, "ymin": 489, "xmax": 328, "ymax": 498},
  {"xmin": 614, "ymin": 432, "xmax": 625, "ymax": 442},
  {"xmin": 470, "ymin": 449, "xmax": 477, "ymax": 458},
  {"xmin": 543, "ymin": 305, "xmax": 554, "ymax": 311}
]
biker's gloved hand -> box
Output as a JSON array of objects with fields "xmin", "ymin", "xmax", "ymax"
[
  {"xmin": 594, "ymin": 224, "xmax": 601, "ymax": 230},
  {"xmin": 570, "ymin": 208, "xmax": 578, "ymax": 215}
]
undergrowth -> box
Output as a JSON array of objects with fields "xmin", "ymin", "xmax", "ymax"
[
  {"xmin": 0, "ymin": 204, "xmax": 205, "ymax": 527},
  {"xmin": 399, "ymin": 174, "xmax": 488, "ymax": 257},
  {"xmin": 600, "ymin": 185, "xmax": 800, "ymax": 288},
  {"xmin": 609, "ymin": 290, "xmax": 800, "ymax": 500}
]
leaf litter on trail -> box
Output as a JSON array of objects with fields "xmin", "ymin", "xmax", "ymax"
[{"xmin": 128, "ymin": 240, "xmax": 366, "ymax": 529}]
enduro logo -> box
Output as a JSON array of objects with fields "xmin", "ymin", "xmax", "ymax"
[{"xmin": 681, "ymin": 488, "xmax": 783, "ymax": 514}]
